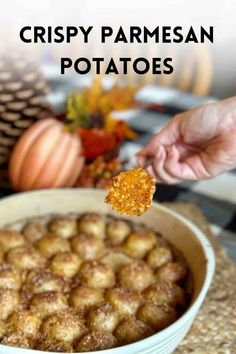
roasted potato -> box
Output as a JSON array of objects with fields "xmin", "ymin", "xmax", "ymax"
[
  {"xmin": 79, "ymin": 261, "xmax": 115, "ymax": 289},
  {"xmin": 118, "ymin": 260, "xmax": 154, "ymax": 291}
]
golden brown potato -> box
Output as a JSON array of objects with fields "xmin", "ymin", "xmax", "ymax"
[
  {"xmin": 22, "ymin": 220, "xmax": 46, "ymax": 243},
  {"xmin": 0, "ymin": 230, "xmax": 25, "ymax": 252},
  {"xmin": 0, "ymin": 319, "xmax": 6, "ymax": 339},
  {"xmin": 114, "ymin": 317, "xmax": 153, "ymax": 344},
  {"xmin": 6, "ymin": 246, "xmax": 46, "ymax": 270},
  {"xmin": 146, "ymin": 247, "xmax": 173, "ymax": 269},
  {"xmin": 79, "ymin": 213, "xmax": 105, "ymax": 239},
  {"xmin": 79, "ymin": 261, "xmax": 115, "ymax": 289},
  {"xmin": 155, "ymin": 262, "xmax": 187, "ymax": 283},
  {"xmin": 41, "ymin": 311, "xmax": 87, "ymax": 343},
  {"xmin": 137, "ymin": 301, "xmax": 177, "ymax": 330},
  {"xmin": 106, "ymin": 220, "xmax": 131, "ymax": 245},
  {"xmin": 143, "ymin": 282, "xmax": 186, "ymax": 307},
  {"xmin": 30, "ymin": 291, "xmax": 68, "ymax": 319},
  {"xmin": 0, "ymin": 263, "xmax": 22, "ymax": 291},
  {"xmin": 0, "ymin": 289, "xmax": 20, "ymax": 319},
  {"xmin": 101, "ymin": 251, "xmax": 132, "ymax": 272},
  {"xmin": 24, "ymin": 269, "xmax": 66, "ymax": 294},
  {"xmin": 69, "ymin": 286, "xmax": 104, "ymax": 313},
  {"xmin": 48, "ymin": 217, "xmax": 78, "ymax": 238},
  {"xmin": 87, "ymin": 303, "xmax": 119, "ymax": 332},
  {"xmin": 123, "ymin": 231, "xmax": 156, "ymax": 259},
  {"xmin": 106, "ymin": 287, "xmax": 142, "ymax": 318},
  {"xmin": 37, "ymin": 338, "xmax": 73, "ymax": 352},
  {"xmin": 7, "ymin": 309, "xmax": 41, "ymax": 337},
  {"xmin": 118, "ymin": 260, "xmax": 154, "ymax": 291},
  {"xmin": 75, "ymin": 331, "xmax": 117, "ymax": 352},
  {"xmin": 50, "ymin": 252, "xmax": 81, "ymax": 278},
  {"xmin": 36, "ymin": 234, "xmax": 71, "ymax": 258},
  {"xmin": 1, "ymin": 332, "xmax": 31, "ymax": 348},
  {"xmin": 71, "ymin": 234, "xmax": 106, "ymax": 261}
]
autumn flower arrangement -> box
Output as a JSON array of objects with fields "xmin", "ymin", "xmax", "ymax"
[{"xmin": 9, "ymin": 76, "xmax": 138, "ymax": 191}]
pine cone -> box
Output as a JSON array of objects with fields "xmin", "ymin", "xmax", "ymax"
[{"xmin": 0, "ymin": 49, "xmax": 53, "ymax": 185}]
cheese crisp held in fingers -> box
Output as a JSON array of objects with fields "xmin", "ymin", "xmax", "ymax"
[{"xmin": 105, "ymin": 168, "xmax": 156, "ymax": 216}]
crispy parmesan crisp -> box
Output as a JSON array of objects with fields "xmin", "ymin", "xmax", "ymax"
[{"xmin": 105, "ymin": 168, "xmax": 156, "ymax": 216}]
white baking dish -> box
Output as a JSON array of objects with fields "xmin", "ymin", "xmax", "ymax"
[{"xmin": 0, "ymin": 189, "xmax": 215, "ymax": 354}]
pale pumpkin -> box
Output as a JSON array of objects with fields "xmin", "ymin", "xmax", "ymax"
[{"xmin": 9, "ymin": 118, "xmax": 84, "ymax": 191}]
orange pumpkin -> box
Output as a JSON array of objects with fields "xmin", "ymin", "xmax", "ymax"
[{"xmin": 9, "ymin": 118, "xmax": 84, "ymax": 191}]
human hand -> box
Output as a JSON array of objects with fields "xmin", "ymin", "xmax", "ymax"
[{"xmin": 136, "ymin": 97, "xmax": 236, "ymax": 184}]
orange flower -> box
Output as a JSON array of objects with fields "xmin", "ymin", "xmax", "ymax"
[{"xmin": 105, "ymin": 114, "xmax": 138, "ymax": 141}]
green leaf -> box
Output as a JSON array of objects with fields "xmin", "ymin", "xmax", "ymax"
[{"xmin": 66, "ymin": 93, "xmax": 91, "ymax": 128}]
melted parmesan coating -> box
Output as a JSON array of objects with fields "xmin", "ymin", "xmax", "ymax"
[{"xmin": 105, "ymin": 168, "xmax": 156, "ymax": 216}]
